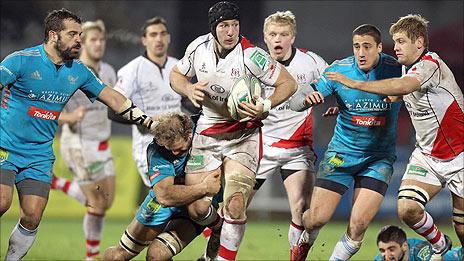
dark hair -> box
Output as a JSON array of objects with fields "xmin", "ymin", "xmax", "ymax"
[
  {"xmin": 377, "ymin": 226, "xmax": 407, "ymax": 245},
  {"xmin": 208, "ymin": 1, "xmax": 240, "ymax": 40},
  {"xmin": 141, "ymin": 16, "xmax": 168, "ymax": 36},
  {"xmin": 44, "ymin": 8, "xmax": 81, "ymax": 42},
  {"xmin": 352, "ymin": 24, "xmax": 382, "ymax": 44}
]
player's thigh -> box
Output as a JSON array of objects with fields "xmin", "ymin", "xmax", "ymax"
[
  {"xmin": 283, "ymin": 169, "xmax": 314, "ymax": 210},
  {"xmin": 350, "ymin": 187, "xmax": 385, "ymax": 228},
  {"xmin": 164, "ymin": 217, "xmax": 202, "ymax": 248},
  {"xmin": 127, "ymin": 218, "xmax": 162, "ymax": 242},
  {"xmin": 398, "ymin": 179, "xmax": 442, "ymax": 212},
  {"xmin": 306, "ymin": 186, "xmax": 342, "ymax": 227},
  {"xmin": 0, "ymin": 166, "xmax": 16, "ymax": 212}
]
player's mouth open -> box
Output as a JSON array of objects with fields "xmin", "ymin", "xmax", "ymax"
[{"xmin": 274, "ymin": 46, "xmax": 283, "ymax": 52}]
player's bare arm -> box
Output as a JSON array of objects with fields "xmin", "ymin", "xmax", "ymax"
[
  {"xmin": 170, "ymin": 65, "xmax": 207, "ymax": 108},
  {"xmin": 153, "ymin": 171, "xmax": 220, "ymax": 207},
  {"xmin": 58, "ymin": 105, "xmax": 86, "ymax": 125},
  {"xmin": 97, "ymin": 86, "xmax": 155, "ymax": 130},
  {"xmin": 326, "ymin": 72, "xmax": 421, "ymax": 95}
]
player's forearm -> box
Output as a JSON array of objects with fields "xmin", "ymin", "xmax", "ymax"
[
  {"xmin": 169, "ymin": 66, "xmax": 192, "ymax": 98},
  {"xmin": 353, "ymin": 77, "xmax": 419, "ymax": 96},
  {"xmin": 156, "ymin": 183, "xmax": 208, "ymax": 207},
  {"xmin": 268, "ymin": 68, "xmax": 297, "ymax": 108}
]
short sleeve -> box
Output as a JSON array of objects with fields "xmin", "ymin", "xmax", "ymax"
[
  {"xmin": 404, "ymin": 55, "xmax": 440, "ymax": 91},
  {"xmin": 244, "ymin": 46, "xmax": 282, "ymax": 86},
  {"xmin": 306, "ymin": 51, "xmax": 328, "ymax": 78},
  {"xmin": 147, "ymin": 154, "xmax": 175, "ymax": 187},
  {"xmin": 176, "ymin": 40, "xmax": 199, "ymax": 78},
  {"xmin": 79, "ymin": 64, "xmax": 106, "ymax": 102},
  {"xmin": 0, "ymin": 52, "xmax": 22, "ymax": 87},
  {"xmin": 114, "ymin": 63, "xmax": 137, "ymax": 97},
  {"xmin": 314, "ymin": 66, "xmax": 336, "ymax": 97}
]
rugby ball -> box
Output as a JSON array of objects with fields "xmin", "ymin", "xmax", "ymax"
[{"xmin": 227, "ymin": 74, "xmax": 262, "ymax": 120}]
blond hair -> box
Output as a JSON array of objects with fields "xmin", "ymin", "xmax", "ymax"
[
  {"xmin": 81, "ymin": 19, "xmax": 106, "ymax": 42},
  {"xmin": 151, "ymin": 112, "xmax": 192, "ymax": 147},
  {"xmin": 390, "ymin": 14, "xmax": 429, "ymax": 48},
  {"xmin": 263, "ymin": 10, "xmax": 297, "ymax": 36}
]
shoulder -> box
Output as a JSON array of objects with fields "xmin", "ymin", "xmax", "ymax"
[
  {"xmin": 118, "ymin": 56, "xmax": 144, "ymax": 74},
  {"xmin": 380, "ymin": 53, "xmax": 401, "ymax": 68},
  {"xmin": 185, "ymin": 33, "xmax": 213, "ymax": 53},
  {"xmin": 2, "ymin": 45, "xmax": 41, "ymax": 62},
  {"xmin": 326, "ymin": 56, "xmax": 355, "ymax": 73},
  {"xmin": 100, "ymin": 61, "xmax": 116, "ymax": 72},
  {"xmin": 419, "ymin": 51, "xmax": 441, "ymax": 67},
  {"xmin": 296, "ymin": 48, "xmax": 326, "ymax": 64}
]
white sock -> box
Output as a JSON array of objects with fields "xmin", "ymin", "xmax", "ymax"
[
  {"xmin": 411, "ymin": 211, "xmax": 446, "ymax": 252},
  {"xmin": 6, "ymin": 222, "xmax": 38, "ymax": 260},
  {"xmin": 84, "ymin": 212, "xmax": 104, "ymax": 258},
  {"xmin": 68, "ymin": 182, "xmax": 87, "ymax": 205},
  {"xmin": 217, "ymin": 219, "xmax": 246, "ymax": 261},
  {"xmin": 288, "ymin": 222, "xmax": 304, "ymax": 247},
  {"xmin": 329, "ymin": 233, "xmax": 362, "ymax": 261},
  {"xmin": 298, "ymin": 228, "xmax": 320, "ymax": 247}
]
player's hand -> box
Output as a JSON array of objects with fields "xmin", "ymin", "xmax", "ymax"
[
  {"xmin": 202, "ymin": 169, "xmax": 221, "ymax": 197},
  {"xmin": 304, "ymin": 91, "xmax": 324, "ymax": 107},
  {"xmin": 188, "ymin": 81, "xmax": 208, "ymax": 108},
  {"xmin": 384, "ymin": 95, "xmax": 403, "ymax": 103},
  {"xmin": 322, "ymin": 106, "xmax": 339, "ymax": 117},
  {"xmin": 69, "ymin": 106, "xmax": 86, "ymax": 125},
  {"xmin": 325, "ymin": 72, "xmax": 357, "ymax": 88},
  {"xmin": 237, "ymin": 96, "xmax": 269, "ymax": 121}
]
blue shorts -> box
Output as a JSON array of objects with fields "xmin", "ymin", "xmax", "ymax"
[
  {"xmin": 136, "ymin": 190, "xmax": 223, "ymax": 228},
  {"xmin": 316, "ymin": 151, "xmax": 396, "ymax": 195},
  {"xmin": 0, "ymin": 158, "xmax": 54, "ymax": 184}
]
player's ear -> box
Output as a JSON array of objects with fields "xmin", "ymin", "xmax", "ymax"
[
  {"xmin": 377, "ymin": 42, "xmax": 383, "ymax": 53},
  {"xmin": 415, "ymin": 36, "xmax": 424, "ymax": 50},
  {"xmin": 141, "ymin": 36, "xmax": 147, "ymax": 47}
]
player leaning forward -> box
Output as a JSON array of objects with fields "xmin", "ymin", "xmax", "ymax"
[
  {"xmin": 0, "ymin": 8, "xmax": 158, "ymax": 260},
  {"xmin": 170, "ymin": 1, "xmax": 297, "ymax": 260}
]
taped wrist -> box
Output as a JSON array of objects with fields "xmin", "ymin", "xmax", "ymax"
[
  {"xmin": 256, "ymin": 97, "xmax": 272, "ymax": 113},
  {"xmin": 117, "ymin": 99, "xmax": 156, "ymax": 130}
]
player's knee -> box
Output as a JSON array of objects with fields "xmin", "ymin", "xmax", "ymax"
[
  {"xmin": 188, "ymin": 199, "xmax": 211, "ymax": 221},
  {"xmin": 20, "ymin": 215, "xmax": 41, "ymax": 231},
  {"xmin": 290, "ymin": 197, "xmax": 306, "ymax": 218},
  {"xmin": 225, "ymin": 192, "xmax": 245, "ymax": 219},
  {"xmin": 303, "ymin": 207, "xmax": 329, "ymax": 230},
  {"xmin": 397, "ymin": 199, "xmax": 424, "ymax": 225},
  {"xmin": 103, "ymin": 246, "xmax": 130, "ymax": 261},
  {"xmin": 148, "ymin": 232, "xmax": 183, "ymax": 260},
  {"xmin": 0, "ymin": 197, "xmax": 12, "ymax": 216}
]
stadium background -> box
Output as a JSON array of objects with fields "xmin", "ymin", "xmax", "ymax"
[{"xmin": 1, "ymin": 0, "xmax": 463, "ymax": 260}]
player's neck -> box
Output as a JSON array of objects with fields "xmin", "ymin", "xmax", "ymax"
[
  {"xmin": 146, "ymin": 51, "xmax": 167, "ymax": 67},
  {"xmin": 43, "ymin": 42, "xmax": 64, "ymax": 65},
  {"xmin": 80, "ymin": 53, "xmax": 100, "ymax": 72}
]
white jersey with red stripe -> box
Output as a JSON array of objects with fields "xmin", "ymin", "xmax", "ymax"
[
  {"xmin": 62, "ymin": 61, "xmax": 117, "ymax": 142},
  {"xmin": 262, "ymin": 47, "xmax": 327, "ymax": 148},
  {"xmin": 114, "ymin": 55, "xmax": 182, "ymax": 182},
  {"xmin": 403, "ymin": 51, "xmax": 464, "ymax": 160},
  {"xmin": 176, "ymin": 33, "xmax": 282, "ymax": 135}
]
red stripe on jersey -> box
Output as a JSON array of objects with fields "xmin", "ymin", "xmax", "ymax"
[
  {"xmin": 200, "ymin": 120, "xmax": 263, "ymax": 135},
  {"xmin": 98, "ymin": 140, "xmax": 109, "ymax": 151},
  {"xmin": 298, "ymin": 47, "xmax": 309, "ymax": 53},
  {"xmin": 219, "ymin": 245, "xmax": 238, "ymax": 260},
  {"xmin": 241, "ymin": 37, "xmax": 255, "ymax": 50},
  {"xmin": 421, "ymin": 55, "xmax": 440, "ymax": 67},
  {"xmin": 271, "ymin": 112, "xmax": 313, "ymax": 148},
  {"xmin": 431, "ymin": 100, "xmax": 464, "ymax": 159},
  {"xmin": 258, "ymin": 128, "xmax": 263, "ymax": 161}
]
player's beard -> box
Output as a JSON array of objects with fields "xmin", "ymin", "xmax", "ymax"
[{"xmin": 56, "ymin": 34, "xmax": 81, "ymax": 60}]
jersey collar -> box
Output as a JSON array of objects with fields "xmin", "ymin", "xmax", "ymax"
[{"xmin": 278, "ymin": 47, "xmax": 296, "ymax": 67}]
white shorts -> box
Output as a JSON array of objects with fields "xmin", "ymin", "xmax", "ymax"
[
  {"xmin": 256, "ymin": 144, "xmax": 316, "ymax": 180},
  {"xmin": 61, "ymin": 139, "xmax": 114, "ymax": 185},
  {"xmin": 402, "ymin": 148, "xmax": 464, "ymax": 198},
  {"xmin": 186, "ymin": 128, "xmax": 261, "ymax": 174}
]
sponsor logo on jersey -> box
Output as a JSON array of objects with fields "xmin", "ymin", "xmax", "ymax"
[
  {"xmin": 28, "ymin": 106, "xmax": 60, "ymax": 120},
  {"xmin": 205, "ymin": 92, "xmax": 226, "ymax": 102},
  {"xmin": 27, "ymin": 90, "xmax": 71, "ymax": 104},
  {"xmin": 351, "ymin": 116, "xmax": 386, "ymax": 126},
  {"xmin": 417, "ymin": 245, "xmax": 430, "ymax": 260},
  {"xmin": 406, "ymin": 165, "xmax": 428, "ymax": 176},
  {"xmin": 147, "ymin": 198, "xmax": 161, "ymax": 212},
  {"xmin": 345, "ymin": 98, "xmax": 392, "ymax": 111},
  {"xmin": 296, "ymin": 74, "xmax": 307, "ymax": 83},
  {"xmin": 0, "ymin": 148, "xmax": 9, "ymax": 163},
  {"xmin": 161, "ymin": 94, "xmax": 176, "ymax": 102},
  {"xmin": 187, "ymin": 155, "xmax": 204, "ymax": 170},
  {"xmin": 250, "ymin": 50, "xmax": 269, "ymax": 70},
  {"xmin": 210, "ymin": 84, "xmax": 225, "ymax": 93},
  {"xmin": 149, "ymin": 169, "xmax": 161, "ymax": 181},
  {"xmin": 328, "ymin": 154, "xmax": 344, "ymax": 167},
  {"xmin": 30, "ymin": 70, "xmax": 42, "ymax": 80},
  {"xmin": 231, "ymin": 68, "xmax": 240, "ymax": 78},
  {"xmin": 199, "ymin": 62, "xmax": 208, "ymax": 73},
  {"xmin": 88, "ymin": 161, "xmax": 105, "ymax": 174}
]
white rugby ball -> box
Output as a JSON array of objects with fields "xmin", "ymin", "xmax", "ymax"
[{"xmin": 227, "ymin": 74, "xmax": 262, "ymax": 120}]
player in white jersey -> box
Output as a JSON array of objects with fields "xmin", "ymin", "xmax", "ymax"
[
  {"xmin": 170, "ymin": 2, "xmax": 297, "ymax": 260},
  {"xmin": 248, "ymin": 11, "xmax": 327, "ymax": 257},
  {"xmin": 54, "ymin": 20, "xmax": 117, "ymax": 260},
  {"xmin": 111, "ymin": 17, "xmax": 182, "ymax": 189},
  {"xmin": 326, "ymin": 14, "xmax": 463, "ymax": 260}
]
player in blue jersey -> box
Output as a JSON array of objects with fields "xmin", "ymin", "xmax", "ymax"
[
  {"xmin": 375, "ymin": 225, "xmax": 462, "ymax": 261},
  {"xmin": 289, "ymin": 24, "xmax": 402, "ymax": 261},
  {"xmin": 103, "ymin": 112, "xmax": 221, "ymax": 260},
  {"xmin": 0, "ymin": 9, "xmax": 158, "ymax": 260}
]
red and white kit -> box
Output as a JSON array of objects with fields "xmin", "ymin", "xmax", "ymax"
[
  {"xmin": 61, "ymin": 61, "xmax": 117, "ymax": 184},
  {"xmin": 258, "ymin": 48, "xmax": 327, "ymax": 179},
  {"xmin": 114, "ymin": 55, "xmax": 182, "ymax": 185},
  {"xmin": 176, "ymin": 33, "xmax": 282, "ymax": 173},
  {"xmin": 402, "ymin": 51, "xmax": 464, "ymax": 197}
]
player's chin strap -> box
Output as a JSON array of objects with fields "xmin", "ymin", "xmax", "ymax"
[{"xmin": 117, "ymin": 99, "xmax": 159, "ymax": 132}]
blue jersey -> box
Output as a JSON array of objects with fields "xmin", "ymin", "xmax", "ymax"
[
  {"xmin": 0, "ymin": 44, "xmax": 105, "ymax": 167},
  {"xmin": 315, "ymin": 53, "xmax": 401, "ymax": 155},
  {"xmin": 374, "ymin": 238, "xmax": 462, "ymax": 261}
]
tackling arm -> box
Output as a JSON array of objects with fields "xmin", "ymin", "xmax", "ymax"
[{"xmin": 326, "ymin": 72, "xmax": 421, "ymax": 96}]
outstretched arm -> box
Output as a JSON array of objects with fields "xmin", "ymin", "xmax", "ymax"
[{"xmin": 325, "ymin": 72, "xmax": 420, "ymax": 96}]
